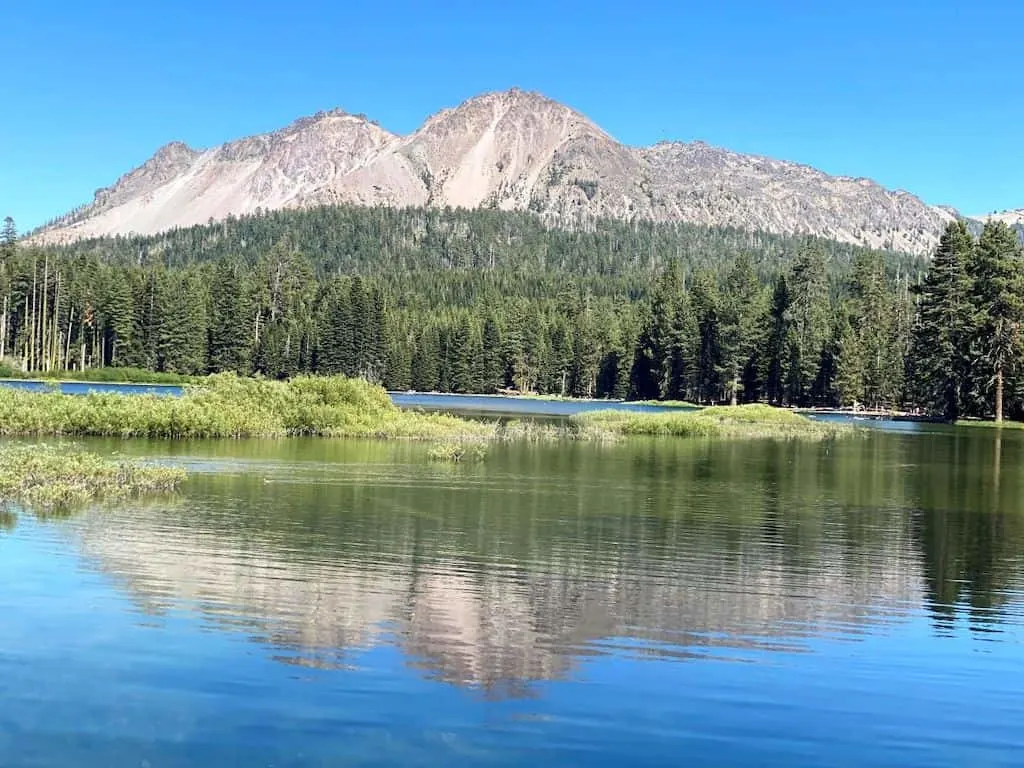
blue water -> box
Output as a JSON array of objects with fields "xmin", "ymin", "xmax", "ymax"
[
  {"xmin": 0, "ymin": 379, "xmax": 186, "ymax": 397},
  {"xmin": 1, "ymin": 433, "xmax": 1022, "ymax": 766},
  {"xmin": 388, "ymin": 391, "xmax": 682, "ymax": 415}
]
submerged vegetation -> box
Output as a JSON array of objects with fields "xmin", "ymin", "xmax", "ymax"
[{"xmin": 0, "ymin": 445, "xmax": 185, "ymax": 510}]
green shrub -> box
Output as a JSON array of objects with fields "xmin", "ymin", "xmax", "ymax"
[{"xmin": 0, "ymin": 373, "xmax": 495, "ymax": 440}]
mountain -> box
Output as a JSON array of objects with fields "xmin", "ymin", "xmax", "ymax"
[
  {"xmin": 972, "ymin": 209, "xmax": 1024, "ymax": 227},
  {"xmin": 35, "ymin": 89, "xmax": 964, "ymax": 252}
]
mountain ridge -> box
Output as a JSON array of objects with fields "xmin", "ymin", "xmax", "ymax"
[{"xmin": 32, "ymin": 88, "xmax": 1010, "ymax": 252}]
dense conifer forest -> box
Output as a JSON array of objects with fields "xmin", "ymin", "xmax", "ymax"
[{"xmin": 3, "ymin": 206, "xmax": 1023, "ymax": 420}]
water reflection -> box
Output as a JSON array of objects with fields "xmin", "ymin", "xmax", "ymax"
[{"xmin": 40, "ymin": 429, "xmax": 1020, "ymax": 699}]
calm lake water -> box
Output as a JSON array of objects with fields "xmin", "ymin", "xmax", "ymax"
[{"xmin": 2, "ymin": 429, "xmax": 1023, "ymax": 766}]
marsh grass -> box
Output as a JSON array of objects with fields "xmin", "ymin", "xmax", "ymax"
[
  {"xmin": 0, "ymin": 374, "xmax": 494, "ymax": 440},
  {"xmin": 0, "ymin": 445, "xmax": 186, "ymax": 510},
  {"xmin": 572, "ymin": 404, "xmax": 850, "ymax": 440},
  {"xmin": 427, "ymin": 440, "xmax": 489, "ymax": 463},
  {"xmin": 0, "ymin": 375, "xmax": 849, "ymax": 445}
]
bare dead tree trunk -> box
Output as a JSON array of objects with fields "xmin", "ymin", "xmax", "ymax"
[{"xmin": 995, "ymin": 366, "xmax": 1004, "ymax": 423}]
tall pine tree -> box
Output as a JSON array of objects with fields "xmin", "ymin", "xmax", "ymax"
[{"xmin": 968, "ymin": 221, "xmax": 1024, "ymax": 422}]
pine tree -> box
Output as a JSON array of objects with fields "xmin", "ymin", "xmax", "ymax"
[
  {"xmin": 480, "ymin": 316, "xmax": 504, "ymax": 393},
  {"xmin": 843, "ymin": 251, "xmax": 901, "ymax": 408},
  {"xmin": 719, "ymin": 254, "xmax": 766, "ymax": 404},
  {"xmin": 631, "ymin": 261, "xmax": 683, "ymax": 399},
  {"xmin": 208, "ymin": 258, "xmax": 251, "ymax": 374},
  {"xmin": 968, "ymin": 221, "xmax": 1024, "ymax": 422},
  {"xmin": 1, "ymin": 217, "xmax": 16, "ymax": 260},
  {"xmin": 690, "ymin": 271, "xmax": 722, "ymax": 403},
  {"xmin": 157, "ymin": 271, "xmax": 208, "ymax": 374},
  {"xmin": 765, "ymin": 275, "xmax": 790, "ymax": 405},
  {"xmin": 348, "ymin": 278, "xmax": 370, "ymax": 377},
  {"xmin": 410, "ymin": 326, "xmax": 440, "ymax": 392},
  {"xmin": 784, "ymin": 245, "xmax": 830, "ymax": 406},
  {"xmin": 317, "ymin": 280, "xmax": 353, "ymax": 376},
  {"xmin": 908, "ymin": 221, "xmax": 975, "ymax": 420},
  {"xmin": 103, "ymin": 271, "xmax": 134, "ymax": 367}
]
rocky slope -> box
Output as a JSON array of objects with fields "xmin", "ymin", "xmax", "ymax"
[
  {"xmin": 36, "ymin": 89, "xmax": 966, "ymax": 252},
  {"xmin": 973, "ymin": 209, "xmax": 1024, "ymax": 228}
]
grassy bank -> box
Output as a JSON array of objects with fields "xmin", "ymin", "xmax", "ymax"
[
  {"xmin": 0, "ymin": 374, "xmax": 850, "ymax": 443},
  {"xmin": 0, "ymin": 445, "xmax": 186, "ymax": 509},
  {"xmin": 0, "ymin": 374, "xmax": 493, "ymax": 440},
  {"xmin": 572, "ymin": 404, "xmax": 849, "ymax": 440}
]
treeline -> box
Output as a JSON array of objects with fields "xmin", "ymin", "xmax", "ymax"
[
  {"xmin": 2, "ymin": 209, "xmax": 1023, "ymax": 419},
  {"xmin": 51, "ymin": 204, "xmax": 926, "ymax": 281}
]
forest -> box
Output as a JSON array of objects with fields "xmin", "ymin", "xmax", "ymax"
[{"xmin": 2, "ymin": 206, "xmax": 1022, "ymax": 421}]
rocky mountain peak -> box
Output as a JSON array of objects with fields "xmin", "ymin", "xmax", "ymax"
[{"xmin": 33, "ymin": 89, "xmax": 1007, "ymax": 253}]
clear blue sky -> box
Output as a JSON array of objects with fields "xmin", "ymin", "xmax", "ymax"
[{"xmin": 3, "ymin": 0, "xmax": 1022, "ymax": 231}]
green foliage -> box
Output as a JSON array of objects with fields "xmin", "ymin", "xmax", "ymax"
[
  {"xmin": 5, "ymin": 203, "xmax": 1024, "ymax": 421},
  {"xmin": 0, "ymin": 444, "xmax": 185, "ymax": 510},
  {"xmin": 427, "ymin": 439, "xmax": 489, "ymax": 463},
  {"xmin": 908, "ymin": 221, "xmax": 975, "ymax": 419},
  {"xmin": 967, "ymin": 221, "xmax": 1024, "ymax": 421},
  {"xmin": 572, "ymin": 404, "xmax": 849, "ymax": 440},
  {"xmin": 0, "ymin": 373, "xmax": 495, "ymax": 440}
]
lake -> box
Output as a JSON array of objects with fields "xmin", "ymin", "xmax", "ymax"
[{"xmin": 1, "ymin": 428, "xmax": 1022, "ymax": 766}]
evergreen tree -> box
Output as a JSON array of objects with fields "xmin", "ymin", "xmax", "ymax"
[
  {"xmin": 1, "ymin": 217, "xmax": 16, "ymax": 260},
  {"xmin": 631, "ymin": 261, "xmax": 683, "ymax": 399},
  {"xmin": 690, "ymin": 271, "xmax": 723, "ymax": 403},
  {"xmin": 410, "ymin": 326, "xmax": 441, "ymax": 392},
  {"xmin": 784, "ymin": 245, "xmax": 830, "ymax": 406},
  {"xmin": 157, "ymin": 271, "xmax": 208, "ymax": 374},
  {"xmin": 719, "ymin": 254, "xmax": 766, "ymax": 404},
  {"xmin": 208, "ymin": 258, "xmax": 251, "ymax": 374},
  {"xmin": 842, "ymin": 250, "xmax": 902, "ymax": 408},
  {"xmin": 765, "ymin": 275, "xmax": 790, "ymax": 405},
  {"xmin": 968, "ymin": 221, "xmax": 1024, "ymax": 422},
  {"xmin": 908, "ymin": 221, "xmax": 975, "ymax": 419},
  {"xmin": 348, "ymin": 277, "xmax": 370, "ymax": 377},
  {"xmin": 318, "ymin": 279, "xmax": 353, "ymax": 376},
  {"xmin": 103, "ymin": 271, "xmax": 134, "ymax": 367},
  {"xmin": 480, "ymin": 316, "xmax": 504, "ymax": 393}
]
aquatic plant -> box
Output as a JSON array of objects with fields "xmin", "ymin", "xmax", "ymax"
[
  {"xmin": 0, "ymin": 445, "xmax": 186, "ymax": 510},
  {"xmin": 572, "ymin": 404, "xmax": 850, "ymax": 440},
  {"xmin": 426, "ymin": 440, "xmax": 489, "ymax": 462}
]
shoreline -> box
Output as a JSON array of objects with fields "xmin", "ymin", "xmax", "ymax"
[{"xmin": 0, "ymin": 375, "xmax": 848, "ymax": 443}]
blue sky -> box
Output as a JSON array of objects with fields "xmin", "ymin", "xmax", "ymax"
[{"xmin": 2, "ymin": 0, "xmax": 1022, "ymax": 231}]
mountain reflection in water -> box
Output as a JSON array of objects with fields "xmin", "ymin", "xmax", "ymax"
[{"xmin": 61, "ymin": 431, "xmax": 1024, "ymax": 699}]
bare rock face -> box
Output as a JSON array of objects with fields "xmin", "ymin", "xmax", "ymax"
[{"xmin": 35, "ymin": 89, "xmax": 972, "ymax": 252}]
